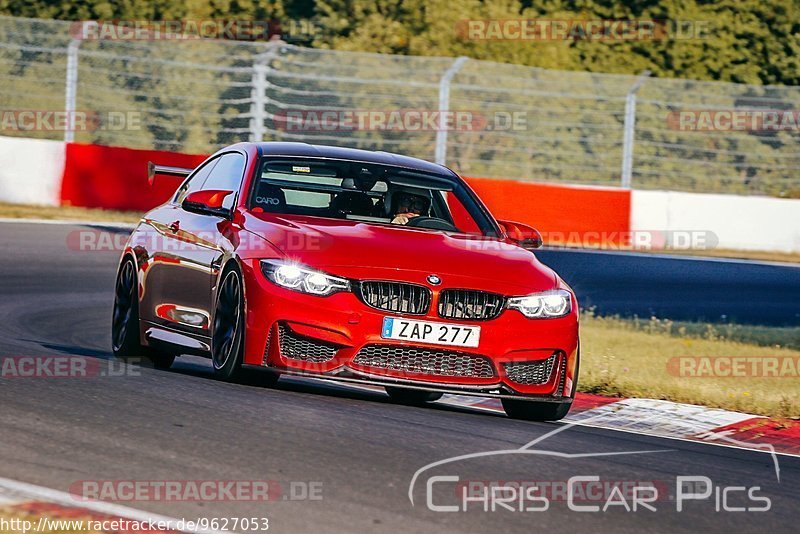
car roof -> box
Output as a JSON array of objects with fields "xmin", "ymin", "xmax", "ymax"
[{"xmin": 254, "ymin": 142, "xmax": 454, "ymax": 177}]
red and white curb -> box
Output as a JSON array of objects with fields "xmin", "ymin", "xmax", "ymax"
[
  {"xmin": 439, "ymin": 393, "xmax": 799, "ymax": 457},
  {"xmin": 313, "ymin": 378, "xmax": 799, "ymax": 456},
  {"xmin": 0, "ymin": 477, "xmax": 223, "ymax": 533}
]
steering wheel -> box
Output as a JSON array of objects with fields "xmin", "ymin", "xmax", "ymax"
[{"xmin": 405, "ymin": 216, "xmax": 460, "ymax": 232}]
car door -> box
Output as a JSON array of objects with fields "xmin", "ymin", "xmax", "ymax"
[
  {"xmin": 156, "ymin": 152, "xmax": 247, "ymax": 336},
  {"xmin": 140, "ymin": 156, "xmax": 220, "ymax": 329}
]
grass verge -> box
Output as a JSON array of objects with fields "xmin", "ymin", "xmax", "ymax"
[
  {"xmin": 0, "ymin": 202, "xmax": 142, "ymax": 223},
  {"xmin": 581, "ymin": 314, "xmax": 800, "ymax": 418}
]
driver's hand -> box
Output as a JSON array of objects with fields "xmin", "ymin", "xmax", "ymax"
[{"xmin": 391, "ymin": 213, "xmax": 418, "ymax": 225}]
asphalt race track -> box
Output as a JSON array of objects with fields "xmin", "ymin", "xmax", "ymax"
[
  {"xmin": 0, "ymin": 221, "xmax": 797, "ymax": 532},
  {"xmin": 536, "ymin": 248, "xmax": 800, "ymax": 326}
]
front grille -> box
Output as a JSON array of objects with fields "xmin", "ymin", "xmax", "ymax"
[
  {"xmin": 503, "ymin": 354, "xmax": 558, "ymax": 385},
  {"xmin": 438, "ymin": 289, "xmax": 506, "ymax": 321},
  {"xmin": 277, "ymin": 324, "xmax": 338, "ymax": 363},
  {"xmin": 353, "ymin": 344, "xmax": 495, "ymax": 378},
  {"xmin": 357, "ymin": 281, "xmax": 431, "ymax": 315}
]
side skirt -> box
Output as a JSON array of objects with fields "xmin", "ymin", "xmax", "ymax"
[{"xmin": 141, "ymin": 321, "xmax": 212, "ymax": 357}]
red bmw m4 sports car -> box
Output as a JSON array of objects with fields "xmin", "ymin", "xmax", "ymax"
[{"xmin": 112, "ymin": 142, "xmax": 580, "ymax": 421}]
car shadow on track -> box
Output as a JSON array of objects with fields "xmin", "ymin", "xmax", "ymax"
[
  {"xmin": 167, "ymin": 355, "xmax": 507, "ymax": 419},
  {"xmin": 24, "ymin": 341, "xmax": 113, "ymax": 360},
  {"xmin": 23, "ymin": 346, "xmax": 507, "ymax": 419}
]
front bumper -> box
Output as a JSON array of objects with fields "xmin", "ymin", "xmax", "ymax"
[{"xmin": 241, "ymin": 260, "xmax": 579, "ymax": 400}]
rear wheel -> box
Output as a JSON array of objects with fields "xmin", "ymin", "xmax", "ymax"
[
  {"xmin": 501, "ymin": 399, "xmax": 572, "ymax": 421},
  {"xmin": 385, "ymin": 387, "xmax": 443, "ymax": 406},
  {"xmin": 112, "ymin": 258, "xmax": 175, "ymax": 370}
]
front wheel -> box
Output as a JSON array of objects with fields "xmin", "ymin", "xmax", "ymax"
[
  {"xmin": 385, "ymin": 387, "xmax": 443, "ymax": 406},
  {"xmin": 112, "ymin": 258, "xmax": 175, "ymax": 370},
  {"xmin": 211, "ymin": 269, "xmax": 246, "ymax": 381},
  {"xmin": 501, "ymin": 399, "xmax": 572, "ymax": 421}
]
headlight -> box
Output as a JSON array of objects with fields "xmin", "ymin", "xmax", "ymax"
[
  {"xmin": 507, "ymin": 289, "xmax": 572, "ymax": 318},
  {"xmin": 261, "ymin": 260, "xmax": 350, "ymax": 296}
]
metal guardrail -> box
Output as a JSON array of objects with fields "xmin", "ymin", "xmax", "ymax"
[{"xmin": 1, "ymin": 15, "xmax": 799, "ymax": 196}]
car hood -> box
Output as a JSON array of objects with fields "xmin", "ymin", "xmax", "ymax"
[{"xmin": 244, "ymin": 213, "xmax": 558, "ymax": 295}]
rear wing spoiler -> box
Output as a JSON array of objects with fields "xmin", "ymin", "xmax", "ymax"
[{"xmin": 147, "ymin": 161, "xmax": 193, "ymax": 185}]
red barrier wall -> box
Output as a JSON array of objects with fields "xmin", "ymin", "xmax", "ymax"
[
  {"xmin": 58, "ymin": 144, "xmax": 631, "ymax": 245},
  {"xmin": 60, "ymin": 143, "xmax": 207, "ymax": 211},
  {"xmin": 465, "ymin": 177, "xmax": 631, "ymax": 246}
]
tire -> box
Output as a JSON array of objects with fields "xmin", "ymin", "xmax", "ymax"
[
  {"xmin": 211, "ymin": 268, "xmax": 247, "ymax": 381},
  {"xmin": 210, "ymin": 266, "xmax": 281, "ymax": 388},
  {"xmin": 501, "ymin": 399, "xmax": 572, "ymax": 421},
  {"xmin": 112, "ymin": 258, "xmax": 175, "ymax": 370},
  {"xmin": 385, "ymin": 386, "xmax": 443, "ymax": 406}
]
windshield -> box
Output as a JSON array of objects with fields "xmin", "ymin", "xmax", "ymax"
[{"xmin": 248, "ymin": 157, "xmax": 497, "ymax": 235}]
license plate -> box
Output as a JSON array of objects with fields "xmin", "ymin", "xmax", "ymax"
[{"xmin": 381, "ymin": 317, "xmax": 480, "ymax": 348}]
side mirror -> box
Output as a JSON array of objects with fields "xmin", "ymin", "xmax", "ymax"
[
  {"xmin": 497, "ymin": 219, "xmax": 543, "ymax": 250},
  {"xmin": 182, "ymin": 189, "xmax": 235, "ymax": 219}
]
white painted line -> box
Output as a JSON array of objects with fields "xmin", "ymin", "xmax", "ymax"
[
  {"xmin": 0, "ymin": 477, "xmax": 224, "ymax": 534},
  {"xmin": 0, "ymin": 217, "xmax": 137, "ymax": 228}
]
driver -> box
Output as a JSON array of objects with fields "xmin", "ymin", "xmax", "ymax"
[{"xmin": 391, "ymin": 191, "xmax": 430, "ymax": 225}]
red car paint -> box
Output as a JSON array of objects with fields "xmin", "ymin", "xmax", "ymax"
[{"xmin": 117, "ymin": 142, "xmax": 579, "ymax": 417}]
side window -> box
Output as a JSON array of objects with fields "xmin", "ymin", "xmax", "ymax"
[
  {"xmin": 202, "ymin": 153, "xmax": 246, "ymax": 193},
  {"xmin": 174, "ymin": 158, "xmax": 219, "ymax": 204}
]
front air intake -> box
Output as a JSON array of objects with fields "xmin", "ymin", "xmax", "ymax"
[
  {"xmin": 353, "ymin": 344, "xmax": 496, "ymax": 378},
  {"xmin": 276, "ymin": 324, "xmax": 338, "ymax": 363},
  {"xmin": 503, "ymin": 354, "xmax": 558, "ymax": 386}
]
